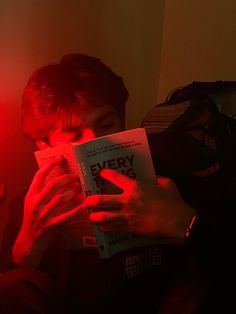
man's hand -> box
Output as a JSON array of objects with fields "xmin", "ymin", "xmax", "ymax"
[
  {"xmin": 12, "ymin": 156, "xmax": 86, "ymax": 267},
  {"xmin": 84, "ymin": 169, "xmax": 196, "ymax": 243}
]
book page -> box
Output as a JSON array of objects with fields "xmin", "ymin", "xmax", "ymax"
[
  {"xmin": 34, "ymin": 143, "xmax": 80, "ymax": 215},
  {"xmin": 34, "ymin": 144, "xmax": 97, "ymax": 250}
]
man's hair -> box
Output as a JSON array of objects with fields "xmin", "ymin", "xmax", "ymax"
[{"xmin": 22, "ymin": 53, "xmax": 129, "ymax": 140}]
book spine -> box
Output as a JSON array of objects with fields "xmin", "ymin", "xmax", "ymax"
[{"xmin": 75, "ymin": 149, "xmax": 110, "ymax": 258}]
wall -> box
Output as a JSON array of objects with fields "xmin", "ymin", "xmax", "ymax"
[
  {"xmin": 158, "ymin": 0, "xmax": 236, "ymax": 105},
  {"xmin": 1, "ymin": 0, "xmax": 236, "ymax": 246},
  {"xmin": 0, "ymin": 0, "xmax": 164, "ymax": 245}
]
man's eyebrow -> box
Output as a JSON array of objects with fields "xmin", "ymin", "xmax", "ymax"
[{"xmin": 62, "ymin": 125, "xmax": 82, "ymax": 132}]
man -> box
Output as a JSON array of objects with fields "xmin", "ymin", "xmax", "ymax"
[{"xmin": 0, "ymin": 53, "xmax": 206, "ymax": 314}]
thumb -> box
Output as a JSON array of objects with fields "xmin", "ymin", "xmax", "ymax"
[{"xmin": 156, "ymin": 175, "xmax": 173, "ymax": 187}]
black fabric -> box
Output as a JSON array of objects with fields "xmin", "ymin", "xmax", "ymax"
[
  {"xmin": 167, "ymin": 80, "xmax": 236, "ymax": 103},
  {"xmin": 0, "ymin": 267, "xmax": 62, "ymax": 314},
  {"xmin": 142, "ymin": 96, "xmax": 236, "ymax": 179},
  {"xmin": 141, "ymin": 81, "xmax": 235, "ymax": 314}
]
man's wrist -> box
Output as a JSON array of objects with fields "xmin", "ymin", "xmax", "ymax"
[{"xmin": 12, "ymin": 232, "xmax": 44, "ymax": 267}]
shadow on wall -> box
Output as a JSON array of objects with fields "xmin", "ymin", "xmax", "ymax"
[
  {"xmin": 0, "ymin": 174, "xmax": 6, "ymax": 206},
  {"xmin": 0, "ymin": 173, "xmax": 7, "ymax": 247}
]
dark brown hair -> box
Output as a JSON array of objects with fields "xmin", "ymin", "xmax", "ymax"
[{"xmin": 22, "ymin": 53, "xmax": 129, "ymax": 140}]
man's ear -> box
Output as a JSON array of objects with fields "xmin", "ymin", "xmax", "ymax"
[{"xmin": 35, "ymin": 140, "xmax": 50, "ymax": 150}]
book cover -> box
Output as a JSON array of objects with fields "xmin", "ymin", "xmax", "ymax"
[{"xmin": 35, "ymin": 127, "xmax": 160, "ymax": 258}]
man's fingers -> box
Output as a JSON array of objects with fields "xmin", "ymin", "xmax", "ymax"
[
  {"xmin": 39, "ymin": 185, "xmax": 83, "ymax": 219},
  {"xmin": 99, "ymin": 168, "xmax": 134, "ymax": 190},
  {"xmin": 84, "ymin": 194, "xmax": 122, "ymax": 209},
  {"xmin": 45, "ymin": 203, "xmax": 88, "ymax": 228},
  {"xmin": 37, "ymin": 174, "xmax": 80, "ymax": 205},
  {"xmin": 156, "ymin": 176, "xmax": 178, "ymax": 191},
  {"xmin": 28, "ymin": 156, "xmax": 64, "ymax": 195},
  {"xmin": 89, "ymin": 210, "xmax": 122, "ymax": 223}
]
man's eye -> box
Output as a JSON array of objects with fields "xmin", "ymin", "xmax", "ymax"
[
  {"xmin": 72, "ymin": 134, "xmax": 83, "ymax": 141},
  {"xmin": 64, "ymin": 133, "xmax": 82, "ymax": 143},
  {"xmin": 99, "ymin": 122, "xmax": 114, "ymax": 129}
]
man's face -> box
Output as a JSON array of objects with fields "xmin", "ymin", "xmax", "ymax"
[{"xmin": 47, "ymin": 104, "xmax": 124, "ymax": 148}]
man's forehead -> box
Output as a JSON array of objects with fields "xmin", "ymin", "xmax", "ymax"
[{"xmin": 54, "ymin": 104, "xmax": 117, "ymax": 130}]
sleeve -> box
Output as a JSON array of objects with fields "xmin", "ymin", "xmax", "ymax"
[{"xmin": 0, "ymin": 190, "xmax": 26, "ymax": 272}]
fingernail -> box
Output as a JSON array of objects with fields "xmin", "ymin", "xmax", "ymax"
[{"xmin": 54, "ymin": 155, "xmax": 63, "ymax": 162}]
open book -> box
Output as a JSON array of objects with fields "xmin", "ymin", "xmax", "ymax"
[{"xmin": 35, "ymin": 127, "xmax": 160, "ymax": 258}]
